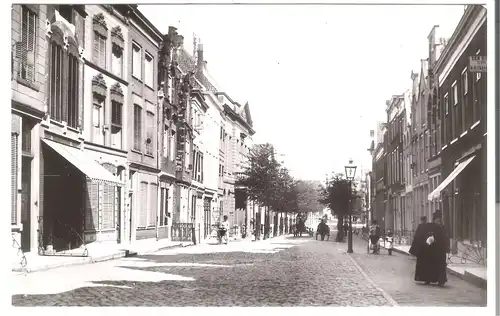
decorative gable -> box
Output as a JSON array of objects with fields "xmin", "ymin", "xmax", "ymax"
[{"xmin": 111, "ymin": 26, "xmax": 124, "ymax": 52}]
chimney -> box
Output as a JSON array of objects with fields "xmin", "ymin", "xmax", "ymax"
[{"xmin": 197, "ymin": 43, "xmax": 204, "ymax": 72}]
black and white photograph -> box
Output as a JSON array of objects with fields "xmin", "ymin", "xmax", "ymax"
[{"xmin": 8, "ymin": 0, "xmax": 494, "ymax": 311}]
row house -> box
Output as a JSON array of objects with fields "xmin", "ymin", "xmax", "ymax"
[
  {"xmin": 371, "ymin": 126, "xmax": 387, "ymax": 230},
  {"xmin": 429, "ymin": 5, "xmax": 487, "ymax": 253},
  {"xmin": 409, "ymin": 58, "xmax": 431, "ymax": 228},
  {"xmin": 11, "ymin": 4, "xmax": 259, "ymax": 265},
  {"xmin": 216, "ymin": 92, "xmax": 256, "ymax": 232},
  {"xmin": 402, "ymin": 89, "xmax": 413, "ymax": 232},
  {"xmin": 385, "ymin": 95, "xmax": 405, "ymax": 232},
  {"xmin": 171, "ymin": 36, "xmax": 256, "ymax": 239},
  {"xmin": 11, "ymin": 4, "xmax": 130, "ymax": 260}
]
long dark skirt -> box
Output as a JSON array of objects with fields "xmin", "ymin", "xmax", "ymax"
[{"xmin": 414, "ymin": 248, "xmax": 447, "ymax": 284}]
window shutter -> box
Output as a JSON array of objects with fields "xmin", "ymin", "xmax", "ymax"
[
  {"xmin": 85, "ymin": 180, "xmax": 99, "ymax": 230},
  {"xmin": 99, "ymin": 37, "xmax": 106, "ymax": 68},
  {"xmin": 102, "ymin": 184, "xmax": 115, "ymax": 229},
  {"xmin": 149, "ymin": 184, "xmax": 158, "ymax": 227},
  {"xmin": 146, "ymin": 112, "xmax": 154, "ymax": 155},
  {"xmin": 139, "ymin": 182, "xmax": 147, "ymax": 227},
  {"xmin": 11, "ymin": 134, "xmax": 18, "ymax": 225},
  {"xmin": 93, "ymin": 34, "xmax": 100, "ymax": 64}
]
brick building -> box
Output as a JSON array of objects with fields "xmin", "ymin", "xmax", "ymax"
[{"xmin": 429, "ymin": 5, "xmax": 487, "ymax": 253}]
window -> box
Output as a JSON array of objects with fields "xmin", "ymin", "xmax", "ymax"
[
  {"xmin": 475, "ymin": 50, "xmax": 481, "ymax": 81},
  {"xmin": 170, "ymin": 130, "xmax": 176, "ymax": 161},
  {"xmin": 149, "ymin": 184, "xmax": 158, "ymax": 227},
  {"xmin": 163, "ymin": 125, "xmax": 169, "ymax": 158},
  {"xmin": 452, "ymin": 82, "xmax": 458, "ymax": 105},
  {"xmin": 133, "ymin": 105, "xmax": 142, "ymax": 151},
  {"xmin": 92, "ymin": 95, "xmax": 104, "ymax": 144},
  {"xmin": 11, "ymin": 133, "xmax": 19, "ymax": 225},
  {"xmin": 111, "ymin": 101, "xmax": 122, "ymax": 149},
  {"xmin": 67, "ymin": 54, "xmax": 79, "ymax": 128},
  {"xmin": 146, "ymin": 111, "xmax": 154, "ymax": 155},
  {"xmin": 462, "ymin": 69, "xmax": 468, "ymax": 95},
  {"xmin": 111, "ymin": 44, "xmax": 123, "ymax": 78},
  {"xmin": 185, "ymin": 141, "xmax": 191, "ymax": 169},
  {"xmin": 132, "ymin": 42, "xmax": 141, "ymax": 79},
  {"xmin": 19, "ymin": 6, "xmax": 37, "ymax": 82},
  {"xmin": 144, "ymin": 52, "xmax": 154, "ymax": 88},
  {"xmin": 139, "ymin": 182, "xmax": 148, "ymax": 227},
  {"xmin": 93, "ymin": 33, "xmax": 107, "ymax": 69},
  {"xmin": 101, "ymin": 184, "xmax": 115, "ymax": 229},
  {"xmin": 444, "ymin": 94, "xmax": 449, "ymax": 116},
  {"xmin": 49, "ymin": 28, "xmax": 80, "ymax": 128}
]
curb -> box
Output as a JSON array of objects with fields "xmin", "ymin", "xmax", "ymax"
[
  {"xmin": 364, "ymin": 238, "xmax": 487, "ymax": 289},
  {"xmin": 12, "ymin": 242, "xmax": 195, "ymax": 274}
]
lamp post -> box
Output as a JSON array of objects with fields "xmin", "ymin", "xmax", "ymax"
[{"xmin": 345, "ymin": 159, "xmax": 357, "ymax": 253}]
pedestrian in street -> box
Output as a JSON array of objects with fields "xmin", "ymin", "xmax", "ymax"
[
  {"xmin": 409, "ymin": 216, "xmax": 428, "ymax": 255},
  {"xmin": 219, "ymin": 215, "xmax": 230, "ymax": 244},
  {"xmin": 410, "ymin": 210, "xmax": 449, "ymax": 286},
  {"xmin": 316, "ymin": 219, "xmax": 330, "ymax": 241},
  {"xmin": 369, "ymin": 220, "xmax": 381, "ymax": 254}
]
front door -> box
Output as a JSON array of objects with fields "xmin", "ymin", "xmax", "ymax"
[
  {"xmin": 203, "ymin": 198, "xmax": 211, "ymax": 238},
  {"xmin": 116, "ymin": 186, "xmax": 121, "ymax": 243},
  {"xmin": 20, "ymin": 156, "xmax": 32, "ymax": 252},
  {"xmin": 128, "ymin": 192, "xmax": 133, "ymax": 242}
]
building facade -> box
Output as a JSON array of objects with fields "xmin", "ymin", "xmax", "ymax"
[
  {"xmin": 430, "ymin": 5, "xmax": 487, "ymax": 253},
  {"xmin": 81, "ymin": 5, "xmax": 129, "ymax": 245},
  {"xmin": 385, "ymin": 96, "xmax": 405, "ymax": 232}
]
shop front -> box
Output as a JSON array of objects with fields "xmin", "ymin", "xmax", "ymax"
[{"xmin": 40, "ymin": 137, "xmax": 123, "ymax": 255}]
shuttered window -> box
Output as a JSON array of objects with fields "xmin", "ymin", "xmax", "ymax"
[
  {"xmin": 146, "ymin": 112, "xmax": 154, "ymax": 155},
  {"xmin": 19, "ymin": 6, "xmax": 36, "ymax": 82},
  {"xmin": 50, "ymin": 43, "xmax": 63, "ymax": 122},
  {"xmin": 102, "ymin": 184, "xmax": 115, "ymax": 229},
  {"xmin": 149, "ymin": 184, "xmax": 158, "ymax": 227},
  {"xmin": 11, "ymin": 134, "xmax": 19, "ymax": 225},
  {"xmin": 138, "ymin": 182, "xmax": 148, "ymax": 228},
  {"xmin": 67, "ymin": 54, "xmax": 79, "ymax": 128},
  {"xmin": 93, "ymin": 33, "xmax": 107, "ymax": 69},
  {"xmin": 111, "ymin": 101, "xmax": 122, "ymax": 150},
  {"xmin": 133, "ymin": 105, "xmax": 142, "ymax": 151},
  {"xmin": 84, "ymin": 180, "xmax": 99, "ymax": 230}
]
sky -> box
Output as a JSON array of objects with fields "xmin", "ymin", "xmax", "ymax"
[{"xmin": 139, "ymin": 4, "xmax": 465, "ymax": 181}]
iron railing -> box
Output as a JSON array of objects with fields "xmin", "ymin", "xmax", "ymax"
[
  {"xmin": 171, "ymin": 223, "xmax": 194, "ymax": 242},
  {"xmin": 12, "ymin": 233, "xmax": 27, "ymax": 273},
  {"xmin": 447, "ymin": 238, "xmax": 486, "ymax": 265}
]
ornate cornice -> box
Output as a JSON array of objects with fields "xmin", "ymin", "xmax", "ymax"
[
  {"xmin": 92, "ymin": 73, "xmax": 107, "ymax": 99},
  {"xmin": 111, "ymin": 26, "xmax": 124, "ymax": 51},
  {"xmin": 110, "ymin": 82, "xmax": 124, "ymax": 104},
  {"xmin": 92, "ymin": 13, "xmax": 108, "ymax": 38}
]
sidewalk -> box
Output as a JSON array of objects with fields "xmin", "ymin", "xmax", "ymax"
[
  {"xmin": 361, "ymin": 235, "xmax": 487, "ymax": 289},
  {"xmin": 12, "ymin": 233, "xmax": 290, "ymax": 274},
  {"xmin": 12, "ymin": 239, "xmax": 194, "ymax": 274}
]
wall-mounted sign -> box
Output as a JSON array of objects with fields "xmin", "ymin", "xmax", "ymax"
[{"xmin": 469, "ymin": 56, "xmax": 486, "ymax": 72}]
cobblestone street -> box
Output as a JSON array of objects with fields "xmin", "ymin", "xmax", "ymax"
[{"xmin": 11, "ymin": 234, "xmax": 486, "ymax": 307}]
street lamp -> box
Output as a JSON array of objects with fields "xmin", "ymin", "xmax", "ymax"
[{"xmin": 345, "ymin": 159, "xmax": 357, "ymax": 253}]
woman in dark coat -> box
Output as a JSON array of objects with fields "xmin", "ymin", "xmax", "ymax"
[{"xmin": 409, "ymin": 210, "xmax": 449, "ymax": 286}]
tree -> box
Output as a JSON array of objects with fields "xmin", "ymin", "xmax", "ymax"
[
  {"xmin": 295, "ymin": 180, "xmax": 323, "ymax": 221},
  {"xmin": 319, "ymin": 173, "xmax": 354, "ymax": 242},
  {"xmin": 237, "ymin": 143, "xmax": 282, "ymax": 208}
]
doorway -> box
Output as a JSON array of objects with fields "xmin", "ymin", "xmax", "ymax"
[
  {"xmin": 42, "ymin": 143, "xmax": 84, "ymax": 252},
  {"xmin": 128, "ymin": 192, "xmax": 133, "ymax": 242},
  {"xmin": 203, "ymin": 198, "xmax": 211, "ymax": 238},
  {"xmin": 20, "ymin": 156, "xmax": 32, "ymax": 252}
]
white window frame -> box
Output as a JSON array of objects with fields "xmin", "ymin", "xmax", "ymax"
[
  {"xmin": 132, "ymin": 42, "xmax": 142, "ymax": 80},
  {"xmin": 475, "ymin": 50, "xmax": 481, "ymax": 81},
  {"xmin": 452, "ymin": 81, "xmax": 458, "ymax": 106},
  {"xmin": 461, "ymin": 68, "xmax": 468, "ymax": 95},
  {"xmin": 144, "ymin": 51, "xmax": 154, "ymax": 88}
]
